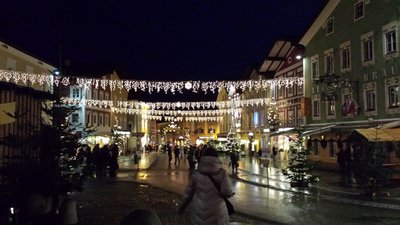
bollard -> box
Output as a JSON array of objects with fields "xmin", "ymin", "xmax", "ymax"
[{"xmin": 60, "ymin": 198, "xmax": 78, "ymax": 225}]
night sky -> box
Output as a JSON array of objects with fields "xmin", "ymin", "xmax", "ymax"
[{"xmin": 0, "ymin": 0, "xmax": 327, "ymax": 101}]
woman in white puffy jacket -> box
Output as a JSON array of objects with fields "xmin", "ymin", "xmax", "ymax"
[{"xmin": 177, "ymin": 147, "xmax": 234, "ymax": 225}]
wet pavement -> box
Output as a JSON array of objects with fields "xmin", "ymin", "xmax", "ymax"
[{"xmin": 74, "ymin": 151, "xmax": 400, "ymax": 225}]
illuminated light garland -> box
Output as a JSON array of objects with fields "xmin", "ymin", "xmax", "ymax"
[
  {"xmin": 60, "ymin": 97, "xmax": 270, "ymax": 110},
  {"xmin": 110, "ymin": 107, "xmax": 240, "ymax": 117},
  {"xmin": 0, "ymin": 69, "xmax": 303, "ymax": 94}
]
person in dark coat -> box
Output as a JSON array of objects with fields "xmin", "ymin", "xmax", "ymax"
[
  {"xmin": 109, "ymin": 144, "xmax": 119, "ymax": 177},
  {"xmin": 97, "ymin": 144, "xmax": 108, "ymax": 177},
  {"xmin": 83, "ymin": 145, "xmax": 94, "ymax": 177},
  {"xmin": 167, "ymin": 143, "xmax": 172, "ymax": 164},
  {"xmin": 174, "ymin": 146, "xmax": 181, "ymax": 165},
  {"xmin": 92, "ymin": 144, "xmax": 101, "ymax": 177},
  {"xmin": 229, "ymin": 151, "xmax": 239, "ymax": 175},
  {"xmin": 177, "ymin": 147, "xmax": 234, "ymax": 225},
  {"xmin": 187, "ymin": 145, "xmax": 196, "ymax": 170},
  {"xmin": 336, "ymin": 148, "xmax": 346, "ymax": 180}
]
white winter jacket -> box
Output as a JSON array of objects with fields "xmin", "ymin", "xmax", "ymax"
[{"xmin": 177, "ymin": 156, "xmax": 234, "ymax": 225}]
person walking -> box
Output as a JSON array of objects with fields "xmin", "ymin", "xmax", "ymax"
[
  {"xmin": 229, "ymin": 151, "xmax": 239, "ymax": 175},
  {"xmin": 167, "ymin": 143, "xmax": 173, "ymax": 164},
  {"xmin": 108, "ymin": 144, "xmax": 119, "ymax": 177},
  {"xmin": 187, "ymin": 145, "xmax": 196, "ymax": 170},
  {"xmin": 177, "ymin": 147, "xmax": 234, "ymax": 225},
  {"xmin": 174, "ymin": 145, "xmax": 181, "ymax": 165}
]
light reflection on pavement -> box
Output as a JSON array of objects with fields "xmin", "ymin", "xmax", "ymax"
[{"xmin": 117, "ymin": 152, "xmax": 400, "ymax": 225}]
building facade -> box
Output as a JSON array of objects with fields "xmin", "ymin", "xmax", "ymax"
[{"xmin": 301, "ymin": 0, "xmax": 400, "ymax": 167}]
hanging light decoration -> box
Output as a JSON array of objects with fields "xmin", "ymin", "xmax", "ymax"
[{"xmin": 0, "ymin": 69, "xmax": 303, "ymax": 94}]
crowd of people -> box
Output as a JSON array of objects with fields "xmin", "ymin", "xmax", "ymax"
[{"xmin": 81, "ymin": 143, "xmax": 120, "ymax": 178}]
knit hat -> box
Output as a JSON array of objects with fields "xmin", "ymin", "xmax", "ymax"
[{"xmin": 202, "ymin": 147, "xmax": 219, "ymax": 157}]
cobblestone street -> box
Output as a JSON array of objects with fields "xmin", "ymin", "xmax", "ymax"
[{"xmin": 71, "ymin": 178, "xmax": 274, "ymax": 225}]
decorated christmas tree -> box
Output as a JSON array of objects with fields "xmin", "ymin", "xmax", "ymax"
[
  {"xmin": 267, "ymin": 103, "xmax": 280, "ymax": 131},
  {"xmin": 282, "ymin": 129, "xmax": 319, "ymax": 188}
]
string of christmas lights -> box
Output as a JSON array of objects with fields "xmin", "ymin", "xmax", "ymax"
[
  {"xmin": 0, "ymin": 69, "xmax": 303, "ymax": 94},
  {"xmin": 60, "ymin": 97, "xmax": 271, "ymax": 110}
]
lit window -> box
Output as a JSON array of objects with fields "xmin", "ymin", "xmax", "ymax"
[{"xmin": 253, "ymin": 111, "xmax": 259, "ymax": 128}]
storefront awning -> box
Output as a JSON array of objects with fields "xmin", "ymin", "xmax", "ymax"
[
  {"xmin": 354, "ymin": 128, "xmax": 400, "ymax": 142},
  {"xmin": 269, "ymin": 128, "xmax": 296, "ymax": 137},
  {"xmin": 300, "ymin": 125, "xmax": 336, "ymax": 137}
]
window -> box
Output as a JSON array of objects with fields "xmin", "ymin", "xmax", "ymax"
[
  {"xmin": 196, "ymin": 127, "xmax": 204, "ymax": 134},
  {"xmin": 366, "ymin": 90, "xmax": 376, "ymax": 111},
  {"xmin": 326, "ymin": 17, "xmax": 334, "ymax": 35},
  {"xmin": 388, "ymin": 85, "xmax": 400, "ymax": 108},
  {"xmin": 327, "ymin": 100, "xmax": 336, "ymax": 116},
  {"xmin": 93, "ymin": 90, "xmax": 98, "ymax": 100},
  {"xmin": 385, "ymin": 30, "xmax": 397, "ymax": 54},
  {"xmin": 86, "ymin": 112, "xmax": 91, "ymax": 126},
  {"xmin": 354, "ymin": 1, "xmax": 364, "ymax": 21},
  {"xmin": 208, "ymin": 127, "xmax": 216, "ymax": 134},
  {"xmin": 105, "ymin": 114, "xmax": 110, "ymax": 127},
  {"xmin": 313, "ymin": 100, "xmax": 320, "ymax": 117},
  {"xmin": 99, "ymin": 91, "xmax": 104, "ymax": 101},
  {"xmin": 93, "ymin": 113, "xmax": 97, "ymax": 125},
  {"xmin": 6, "ymin": 58, "xmax": 16, "ymax": 71},
  {"xmin": 325, "ymin": 50, "xmax": 334, "ymax": 75},
  {"xmin": 328, "ymin": 141, "xmax": 335, "ymax": 157},
  {"xmin": 105, "ymin": 92, "xmax": 110, "ymax": 101},
  {"xmin": 362, "ymin": 38, "xmax": 374, "ymax": 62},
  {"xmin": 279, "ymin": 86, "xmax": 284, "ymax": 98},
  {"xmin": 311, "ymin": 55, "xmax": 319, "ymax": 80},
  {"xmin": 99, "ymin": 113, "xmax": 103, "ymax": 126},
  {"xmin": 253, "ymin": 111, "xmax": 259, "ymax": 128},
  {"xmin": 72, "ymin": 88, "xmax": 80, "ymax": 98},
  {"xmin": 341, "ymin": 48, "xmax": 350, "ymax": 69},
  {"xmin": 72, "ymin": 113, "xmax": 79, "ymax": 123},
  {"xmin": 383, "ymin": 21, "xmax": 398, "ymax": 57}
]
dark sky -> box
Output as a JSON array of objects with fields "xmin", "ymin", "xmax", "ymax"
[{"xmin": 0, "ymin": 0, "xmax": 327, "ymax": 101}]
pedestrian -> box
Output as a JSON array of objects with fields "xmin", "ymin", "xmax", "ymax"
[
  {"xmin": 83, "ymin": 145, "xmax": 94, "ymax": 177},
  {"xmin": 229, "ymin": 151, "xmax": 239, "ymax": 175},
  {"xmin": 174, "ymin": 145, "xmax": 181, "ymax": 165},
  {"xmin": 177, "ymin": 147, "xmax": 234, "ymax": 225},
  {"xmin": 344, "ymin": 146, "xmax": 352, "ymax": 185},
  {"xmin": 109, "ymin": 144, "xmax": 119, "ymax": 177},
  {"xmin": 272, "ymin": 146, "xmax": 278, "ymax": 161},
  {"xmin": 97, "ymin": 144, "xmax": 108, "ymax": 177},
  {"xmin": 92, "ymin": 144, "xmax": 101, "ymax": 177},
  {"xmin": 119, "ymin": 208, "xmax": 162, "ymax": 225},
  {"xmin": 336, "ymin": 148, "xmax": 346, "ymax": 180},
  {"xmin": 167, "ymin": 143, "xmax": 172, "ymax": 164},
  {"xmin": 187, "ymin": 145, "xmax": 196, "ymax": 170}
]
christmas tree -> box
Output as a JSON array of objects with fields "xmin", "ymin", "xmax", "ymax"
[
  {"xmin": 282, "ymin": 129, "xmax": 319, "ymax": 188},
  {"xmin": 267, "ymin": 103, "xmax": 280, "ymax": 131}
]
